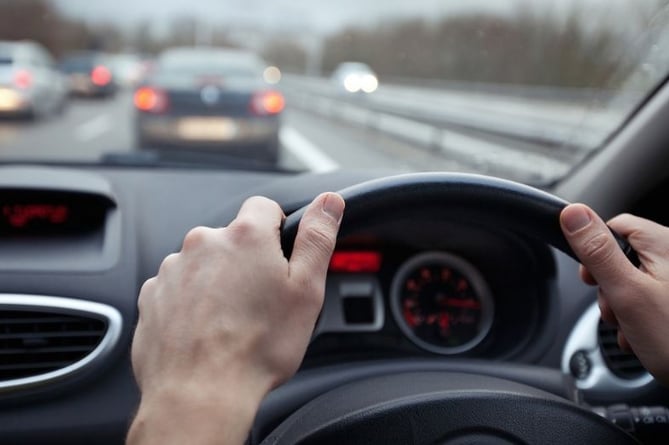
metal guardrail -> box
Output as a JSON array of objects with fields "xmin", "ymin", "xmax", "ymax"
[
  {"xmin": 278, "ymin": 74, "xmax": 633, "ymax": 183},
  {"xmin": 280, "ymin": 74, "xmax": 625, "ymax": 150}
]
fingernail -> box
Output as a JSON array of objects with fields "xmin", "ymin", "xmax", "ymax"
[
  {"xmin": 322, "ymin": 193, "xmax": 344, "ymax": 224},
  {"xmin": 562, "ymin": 205, "xmax": 592, "ymax": 233}
]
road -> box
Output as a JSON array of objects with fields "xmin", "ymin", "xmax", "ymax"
[{"xmin": 0, "ymin": 89, "xmax": 583, "ymax": 184}]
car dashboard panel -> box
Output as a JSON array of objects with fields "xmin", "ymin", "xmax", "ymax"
[
  {"xmin": 306, "ymin": 219, "xmax": 557, "ymax": 367},
  {"xmin": 0, "ymin": 165, "xmax": 661, "ymax": 444}
]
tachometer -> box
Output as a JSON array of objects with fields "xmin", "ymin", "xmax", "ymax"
[{"xmin": 390, "ymin": 252, "xmax": 494, "ymax": 354}]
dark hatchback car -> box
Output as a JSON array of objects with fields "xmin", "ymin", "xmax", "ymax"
[
  {"xmin": 133, "ymin": 47, "xmax": 284, "ymax": 164},
  {"xmin": 59, "ymin": 52, "xmax": 117, "ymax": 98}
]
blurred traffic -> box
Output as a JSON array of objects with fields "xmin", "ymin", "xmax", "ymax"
[
  {"xmin": 0, "ymin": 40, "xmax": 67, "ymax": 118},
  {"xmin": 133, "ymin": 47, "xmax": 284, "ymax": 164},
  {"xmin": 331, "ymin": 62, "xmax": 378, "ymax": 94},
  {"xmin": 0, "ymin": 0, "xmax": 665, "ymax": 180},
  {"xmin": 59, "ymin": 51, "xmax": 117, "ymax": 98}
]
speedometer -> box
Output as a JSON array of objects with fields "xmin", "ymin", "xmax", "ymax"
[{"xmin": 390, "ymin": 252, "xmax": 494, "ymax": 354}]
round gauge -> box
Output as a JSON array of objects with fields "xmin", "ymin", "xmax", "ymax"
[{"xmin": 390, "ymin": 252, "xmax": 494, "ymax": 355}]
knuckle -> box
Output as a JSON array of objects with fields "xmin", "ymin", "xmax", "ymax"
[
  {"xmin": 182, "ymin": 226, "xmax": 212, "ymax": 250},
  {"xmin": 137, "ymin": 278, "xmax": 157, "ymax": 313},
  {"xmin": 246, "ymin": 195, "xmax": 281, "ymax": 210},
  {"xmin": 158, "ymin": 252, "xmax": 179, "ymax": 276},
  {"xmin": 227, "ymin": 218, "xmax": 260, "ymax": 242}
]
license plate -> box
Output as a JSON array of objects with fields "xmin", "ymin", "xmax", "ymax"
[{"xmin": 177, "ymin": 118, "xmax": 238, "ymax": 141}]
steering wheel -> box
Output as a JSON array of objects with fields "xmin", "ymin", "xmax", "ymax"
[{"xmin": 261, "ymin": 173, "xmax": 638, "ymax": 445}]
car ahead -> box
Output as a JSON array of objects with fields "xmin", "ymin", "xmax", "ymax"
[
  {"xmin": 108, "ymin": 53, "xmax": 144, "ymax": 89},
  {"xmin": 59, "ymin": 52, "xmax": 117, "ymax": 98},
  {"xmin": 0, "ymin": 40, "xmax": 67, "ymax": 118},
  {"xmin": 133, "ymin": 47, "xmax": 284, "ymax": 164},
  {"xmin": 331, "ymin": 62, "xmax": 379, "ymax": 94}
]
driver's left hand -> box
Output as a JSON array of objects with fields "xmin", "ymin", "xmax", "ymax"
[{"xmin": 127, "ymin": 192, "xmax": 344, "ymax": 445}]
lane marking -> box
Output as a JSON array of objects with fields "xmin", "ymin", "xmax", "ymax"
[
  {"xmin": 75, "ymin": 114, "xmax": 112, "ymax": 142},
  {"xmin": 280, "ymin": 126, "xmax": 339, "ymax": 173}
]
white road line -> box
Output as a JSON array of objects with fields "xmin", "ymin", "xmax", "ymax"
[
  {"xmin": 280, "ymin": 126, "xmax": 339, "ymax": 173},
  {"xmin": 75, "ymin": 114, "xmax": 112, "ymax": 142}
]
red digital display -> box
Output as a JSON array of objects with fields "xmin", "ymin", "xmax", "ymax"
[
  {"xmin": 0, "ymin": 190, "xmax": 112, "ymax": 237},
  {"xmin": 2, "ymin": 204, "xmax": 69, "ymax": 228},
  {"xmin": 329, "ymin": 251, "xmax": 382, "ymax": 273}
]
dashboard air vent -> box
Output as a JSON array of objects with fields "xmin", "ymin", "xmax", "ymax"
[
  {"xmin": 598, "ymin": 320, "xmax": 646, "ymax": 379},
  {"xmin": 0, "ymin": 295, "xmax": 122, "ymax": 392},
  {"xmin": 0, "ymin": 310, "xmax": 106, "ymax": 381}
]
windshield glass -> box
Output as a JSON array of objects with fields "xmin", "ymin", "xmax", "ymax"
[{"xmin": 0, "ymin": 0, "xmax": 668, "ymax": 184}]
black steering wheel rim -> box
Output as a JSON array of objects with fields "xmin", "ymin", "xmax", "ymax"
[
  {"xmin": 282, "ymin": 172, "xmax": 575, "ymax": 260},
  {"xmin": 271, "ymin": 173, "xmax": 638, "ymax": 445}
]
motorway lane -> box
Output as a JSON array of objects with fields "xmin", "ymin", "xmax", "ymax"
[
  {"xmin": 0, "ymin": 91, "xmax": 567, "ymax": 183},
  {"xmin": 0, "ymin": 91, "xmax": 134, "ymax": 162},
  {"xmin": 280, "ymin": 108, "xmax": 478, "ymax": 175}
]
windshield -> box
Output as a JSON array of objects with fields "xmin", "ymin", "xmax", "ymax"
[{"xmin": 0, "ymin": 0, "xmax": 668, "ymax": 184}]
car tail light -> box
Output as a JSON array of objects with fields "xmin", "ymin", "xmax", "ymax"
[
  {"xmin": 134, "ymin": 87, "xmax": 168, "ymax": 113},
  {"xmin": 90, "ymin": 65, "xmax": 112, "ymax": 86},
  {"xmin": 251, "ymin": 90, "xmax": 285, "ymax": 115},
  {"xmin": 13, "ymin": 70, "xmax": 32, "ymax": 89}
]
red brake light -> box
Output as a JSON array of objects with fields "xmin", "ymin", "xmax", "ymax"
[
  {"xmin": 134, "ymin": 87, "xmax": 168, "ymax": 113},
  {"xmin": 91, "ymin": 65, "xmax": 112, "ymax": 86},
  {"xmin": 251, "ymin": 90, "xmax": 285, "ymax": 115},
  {"xmin": 329, "ymin": 251, "xmax": 382, "ymax": 273},
  {"xmin": 13, "ymin": 70, "xmax": 32, "ymax": 89}
]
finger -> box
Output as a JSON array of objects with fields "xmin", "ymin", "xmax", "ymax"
[
  {"xmin": 618, "ymin": 330, "xmax": 633, "ymax": 352},
  {"xmin": 289, "ymin": 193, "xmax": 344, "ymax": 284},
  {"xmin": 560, "ymin": 204, "xmax": 640, "ymax": 292},
  {"xmin": 608, "ymin": 213, "xmax": 669, "ymax": 260},
  {"xmin": 598, "ymin": 292, "xmax": 617, "ymax": 326},
  {"xmin": 230, "ymin": 196, "xmax": 285, "ymax": 237},
  {"xmin": 579, "ymin": 264, "xmax": 598, "ymax": 285}
]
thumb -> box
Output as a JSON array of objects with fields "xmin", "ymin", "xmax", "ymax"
[
  {"xmin": 560, "ymin": 204, "xmax": 638, "ymax": 292},
  {"xmin": 289, "ymin": 193, "xmax": 344, "ymax": 284}
]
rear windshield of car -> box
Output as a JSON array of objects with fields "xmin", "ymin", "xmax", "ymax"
[
  {"xmin": 60, "ymin": 56, "xmax": 95, "ymax": 72},
  {"xmin": 158, "ymin": 53, "xmax": 262, "ymax": 78}
]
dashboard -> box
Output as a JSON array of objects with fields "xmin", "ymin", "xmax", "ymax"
[
  {"xmin": 0, "ymin": 164, "xmax": 664, "ymax": 444},
  {"xmin": 306, "ymin": 218, "xmax": 556, "ymax": 367}
]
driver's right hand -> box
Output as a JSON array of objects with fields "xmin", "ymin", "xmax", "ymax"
[{"xmin": 561, "ymin": 203, "xmax": 669, "ymax": 384}]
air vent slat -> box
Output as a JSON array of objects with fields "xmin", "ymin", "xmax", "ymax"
[
  {"xmin": 0, "ymin": 331, "xmax": 104, "ymax": 340},
  {"xmin": 598, "ymin": 320, "xmax": 646, "ymax": 379},
  {"xmin": 0, "ymin": 345, "xmax": 94, "ymax": 354},
  {"xmin": 0, "ymin": 317, "xmax": 82, "ymax": 325},
  {"xmin": 0, "ymin": 308, "xmax": 108, "ymax": 382},
  {"xmin": 0, "ymin": 361, "xmax": 74, "ymax": 371}
]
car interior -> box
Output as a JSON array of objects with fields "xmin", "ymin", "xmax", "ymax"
[
  {"xmin": 1, "ymin": 82, "xmax": 669, "ymax": 443},
  {"xmin": 2, "ymin": 1, "xmax": 669, "ymax": 444}
]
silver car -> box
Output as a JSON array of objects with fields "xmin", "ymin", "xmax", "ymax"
[{"xmin": 0, "ymin": 40, "xmax": 67, "ymax": 118}]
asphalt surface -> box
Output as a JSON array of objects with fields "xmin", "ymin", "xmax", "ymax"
[{"xmin": 0, "ymin": 90, "xmax": 574, "ymax": 183}]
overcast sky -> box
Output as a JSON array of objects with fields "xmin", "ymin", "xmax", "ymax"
[
  {"xmin": 56, "ymin": 0, "xmax": 513, "ymax": 32},
  {"xmin": 53, "ymin": 0, "xmax": 641, "ymax": 36}
]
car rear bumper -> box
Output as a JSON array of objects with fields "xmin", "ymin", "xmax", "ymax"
[
  {"xmin": 136, "ymin": 113, "xmax": 280, "ymax": 147},
  {"xmin": 68, "ymin": 75, "xmax": 115, "ymax": 97}
]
